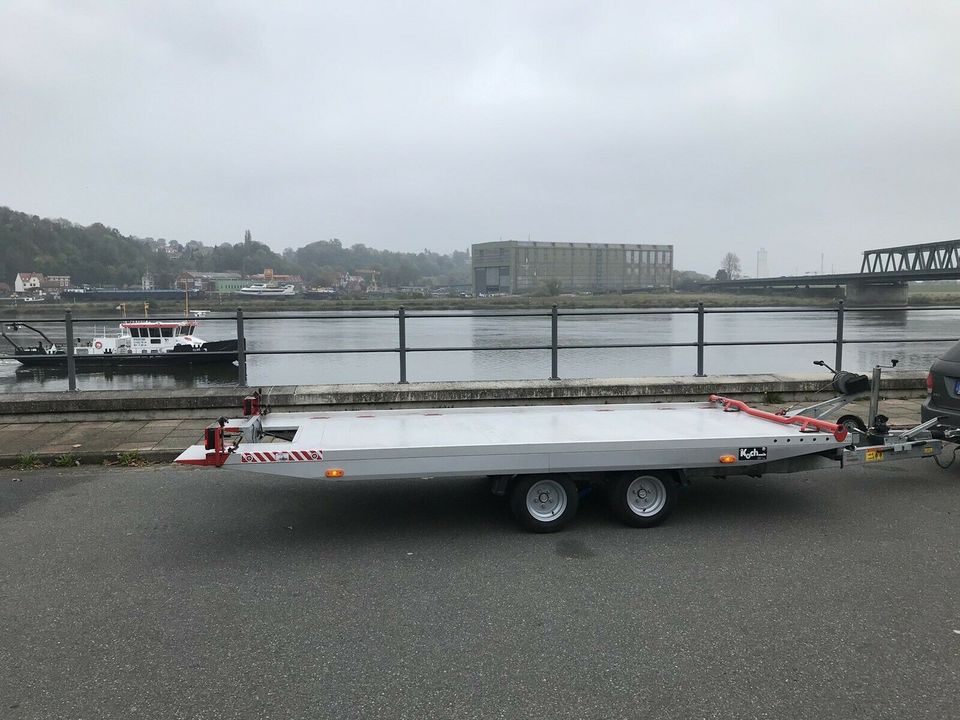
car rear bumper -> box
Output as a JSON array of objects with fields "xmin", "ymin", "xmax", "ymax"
[{"xmin": 921, "ymin": 397, "xmax": 960, "ymax": 427}]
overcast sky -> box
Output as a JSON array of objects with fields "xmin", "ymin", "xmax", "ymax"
[{"xmin": 2, "ymin": 1, "xmax": 959, "ymax": 276}]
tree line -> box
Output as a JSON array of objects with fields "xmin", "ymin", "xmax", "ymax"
[{"xmin": 0, "ymin": 206, "xmax": 471, "ymax": 290}]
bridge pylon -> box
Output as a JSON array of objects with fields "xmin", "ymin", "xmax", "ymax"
[{"xmin": 846, "ymin": 280, "xmax": 908, "ymax": 306}]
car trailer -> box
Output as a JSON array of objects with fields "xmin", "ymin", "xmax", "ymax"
[{"xmin": 175, "ymin": 381, "xmax": 949, "ymax": 532}]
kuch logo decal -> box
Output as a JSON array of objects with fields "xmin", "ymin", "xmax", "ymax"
[{"xmin": 738, "ymin": 447, "xmax": 768, "ymax": 461}]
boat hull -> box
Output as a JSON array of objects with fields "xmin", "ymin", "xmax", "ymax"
[{"xmin": 6, "ymin": 340, "xmax": 239, "ymax": 370}]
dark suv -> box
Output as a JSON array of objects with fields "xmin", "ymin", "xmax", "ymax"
[{"xmin": 921, "ymin": 341, "xmax": 960, "ymax": 427}]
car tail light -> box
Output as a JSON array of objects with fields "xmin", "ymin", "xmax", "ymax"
[{"xmin": 926, "ymin": 372, "xmax": 934, "ymax": 393}]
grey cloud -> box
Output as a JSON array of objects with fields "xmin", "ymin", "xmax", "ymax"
[{"xmin": 2, "ymin": 0, "xmax": 959, "ymax": 276}]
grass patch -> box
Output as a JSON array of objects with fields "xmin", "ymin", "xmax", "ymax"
[
  {"xmin": 13, "ymin": 453, "xmax": 45, "ymax": 470},
  {"xmin": 111, "ymin": 451, "xmax": 149, "ymax": 467},
  {"xmin": 17, "ymin": 290, "xmax": 844, "ymax": 315},
  {"xmin": 907, "ymin": 292, "xmax": 960, "ymax": 305},
  {"xmin": 21, "ymin": 291, "xmax": 960, "ymax": 315},
  {"xmin": 53, "ymin": 453, "xmax": 80, "ymax": 467}
]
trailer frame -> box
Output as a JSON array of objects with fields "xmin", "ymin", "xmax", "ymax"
[{"xmin": 176, "ymin": 388, "xmax": 945, "ymax": 532}]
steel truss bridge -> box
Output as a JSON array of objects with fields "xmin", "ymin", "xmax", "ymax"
[
  {"xmin": 859, "ymin": 240, "xmax": 960, "ymax": 275},
  {"xmin": 702, "ymin": 240, "xmax": 960, "ymax": 302}
]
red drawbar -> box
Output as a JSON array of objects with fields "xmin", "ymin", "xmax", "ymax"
[{"xmin": 709, "ymin": 395, "xmax": 848, "ymax": 442}]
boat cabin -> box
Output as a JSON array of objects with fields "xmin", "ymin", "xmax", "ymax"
[
  {"xmin": 75, "ymin": 321, "xmax": 203, "ymax": 355},
  {"xmin": 123, "ymin": 322, "xmax": 197, "ymax": 341}
]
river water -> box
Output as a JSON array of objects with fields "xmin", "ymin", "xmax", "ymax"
[{"xmin": 1, "ymin": 307, "xmax": 958, "ymax": 393}]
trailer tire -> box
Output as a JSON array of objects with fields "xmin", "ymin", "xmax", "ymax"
[
  {"xmin": 837, "ymin": 414, "xmax": 867, "ymax": 434},
  {"xmin": 608, "ymin": 471, "xmax": 677, "ymax": 528},
  {"xmin": 509, "ymin": 475, "xmax": 578, "ymax": 533}
]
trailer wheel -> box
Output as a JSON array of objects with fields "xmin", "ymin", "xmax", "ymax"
[
  {"xmin": 837, "ymin": 414, "xmax": 867, "ymax": 434},
  {"xmin": 509, "ymin": 475, "xmax": 578, "ymax": 533},
  {"xmin": 608, "ymin": 471, "xmax": 677, "ymax": 528}
]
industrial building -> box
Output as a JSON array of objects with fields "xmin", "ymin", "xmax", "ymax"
[{"xmin": 472, "ymin": 241, "xmax": 674, "ymax": 295}]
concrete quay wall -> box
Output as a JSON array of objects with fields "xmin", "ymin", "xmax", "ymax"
[{"xmin": 0, "ymin": 372, "xmax": 928, "ymax": 423}]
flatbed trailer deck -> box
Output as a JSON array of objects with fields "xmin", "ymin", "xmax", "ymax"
[{"xmin": 176, "ymin": 392, "xmax": 945, "ymax": 532}]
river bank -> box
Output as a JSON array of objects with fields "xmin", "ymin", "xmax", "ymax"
[
  {"xmin": 5, "ymin": 289, "xmax": 960, "ymax": 317},
  {"xmin": 0, "ymin": 291, "xmax": 826, "ymax": 317}
]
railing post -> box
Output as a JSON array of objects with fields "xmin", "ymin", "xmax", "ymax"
[
  {"xmin": 696, "ymin": 302, "xmax": 705, "ymax": 377},
  {"xmin": 64, "ymin": 309, "xmax": 76, "ymax": 391},
  {"xmin": 549, "ymin": 304, "xmax": 559, "ymax": 380},
  {"xmin": 398, "ymin": 306, "xmax": 408, "ymax": 384},
  {"xmin": 868, "ymin": 364, "xmax": 882, "ymax": 428},
  {"xmin": 835, "ymin": 299, "xmax": 845, "ymax": 372},
  {"xmin": 236, "ymin": 307, "xmax": 247, "ymax": 386}
]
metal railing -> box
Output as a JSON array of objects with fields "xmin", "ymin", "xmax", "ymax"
[{"xmin": 3, "ymin": 300, "xmax": 959, "ymax": 391}]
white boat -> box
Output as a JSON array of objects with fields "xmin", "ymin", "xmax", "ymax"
[{"xmin": 239, "ymin": 283, "xmax": 296, "ymax": 297}]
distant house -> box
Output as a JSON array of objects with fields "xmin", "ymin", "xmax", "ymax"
[
  {"xmin": 141, "ymin": 273, "xmax": 155, "ymax": 290},
  {"xmin": 14, "ymin": 272, "xmax": 45, "ymax": 293},
  {"xmin": 46, "ymin": 275, "xmax": 71, "ymax": 288},
  {"xmin": 338, "ymin": 272, "xmax": 364, "ymax": 291},
  {"xmin": 248, "ymin": 268, "xmax": 303, "ymax": 288},
  {"xmin": 176, "ymin": 270, "xmax": 245, "ymax": 294}
]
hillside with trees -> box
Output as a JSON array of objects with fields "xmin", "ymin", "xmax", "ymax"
[
  {"xmin": 0, "ymin": 207, "xmax": 159, "ymax": 288},
  {"xmin": 286, "ymin": 239, "xmax": 469, "ymax": 288},
  {"xmin": 0, "ymin": 206, "xmax": 471, "ymax": 290}
]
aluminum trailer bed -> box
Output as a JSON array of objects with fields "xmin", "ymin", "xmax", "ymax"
[{"xmin": 176, "ymin": 395, "xmax": 943, "ymax": 532}]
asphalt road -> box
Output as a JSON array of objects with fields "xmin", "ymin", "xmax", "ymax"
[{"xmin": 2, "ymin": 459, "xmax": 959, "ymax": 719}]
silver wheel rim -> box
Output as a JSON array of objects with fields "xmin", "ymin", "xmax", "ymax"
[
  {"xmin": 625, "ymin": 476, "xmax": 667, "ymax": 517},
  {"xmin": 525, "ymin": 479, "xmax": 568, "ymax": 521}
]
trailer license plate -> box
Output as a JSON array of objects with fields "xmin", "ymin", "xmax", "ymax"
[{"xmin": 866, "ymin": 449, "xmax": 884, "ymax": 462}]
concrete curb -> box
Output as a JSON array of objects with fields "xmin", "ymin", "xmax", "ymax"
[
  {"xmin": 0, "ymin": 372, "xmax": 928, "ymax": 422},
  {"xmin": 0, "ymin": 449, "xmax": 180, "ymax": 469}
]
